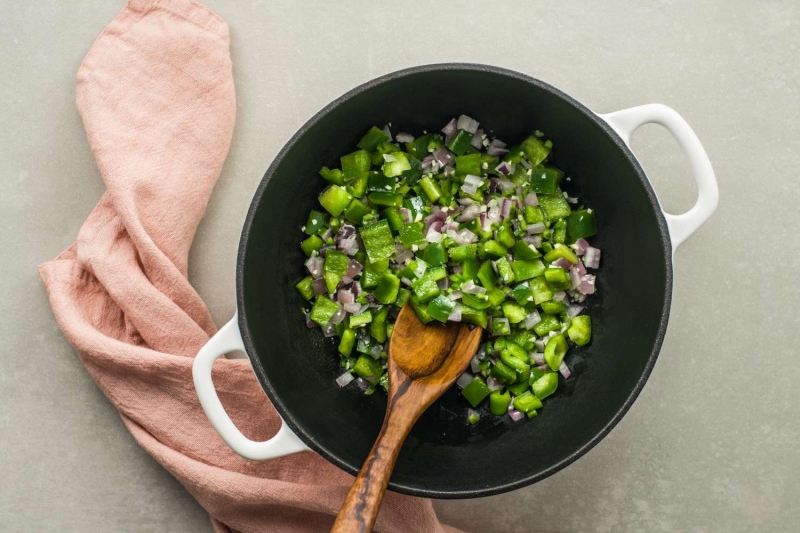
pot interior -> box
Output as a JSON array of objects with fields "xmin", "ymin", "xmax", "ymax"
[{"xmin": 238, "ymin": 64, "xmax": 671, "ymax": 498}]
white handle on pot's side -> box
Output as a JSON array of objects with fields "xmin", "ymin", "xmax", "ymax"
[
  {"xmin": 599, "ymin": 104, "xmax": 719, "ymax": 250},
  {"xmin": 193, "ymin": 316, "xmax": 309, "ymax": 460}
]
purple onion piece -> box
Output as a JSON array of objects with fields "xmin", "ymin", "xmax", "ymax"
[
  {"xmin": 524, "ymin": 192, "xmax": 539, "ymax": 206},
  {"xmin": 584, "ymin": 246, "xmax": 601, "ymax": 269},
  {"xmin": 470, "ymin": 129, "xmax": 484, "ymax": 149},
  {"xmin": 508, "ymin": 410, "xmax": 525, "ymax": 422},
  {"xmin": 311, "ymin": 277, "xmax": 327, "ymax": 296},
  {"xmin": 559, "ymin": 362, "xmax": 572, "ymax": 379},
  {"xmin": 336, "ymin": 371, "xmax": 355, "ymax": 388},
  {"xmin": 573, "ymin": 238, "xmax": 590, "ymax": 255},
  {"xmin": 578, "ymin": 274, "xmax": 597, "ymax": 295},
  {"xmin": 305, "ymin": 256, "xmax": 324, "ymax": 278},
  {"xmin": 395, "ymin": 132, "xmax": 414, "ymax": 143},
  {"xmin": 456, "ymin": 372, "xmax": 474, "ymax": 389},
  {"xmin": 552, "ymin": 257, "xmax": 572, "ymax": 270},
  {"xmin": 457, "ymin": 114, "xmax": 480, "ymax": 133}
]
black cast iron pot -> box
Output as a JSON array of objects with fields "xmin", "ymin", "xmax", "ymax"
[{"xmin": 193, "ymin": 64, "xmax": 718, "ymax": 498}]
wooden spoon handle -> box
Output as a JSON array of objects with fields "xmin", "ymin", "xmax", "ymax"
[{"xmin": 331, "ymin": 391, "xmax": 417, "ymax": 533}]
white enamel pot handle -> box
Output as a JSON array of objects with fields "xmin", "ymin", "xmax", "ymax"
[
  {"xmin": 599, "ymin": 104, "xmax": 719, "ymax": 251},
  {"xmin": 192, "ymin": 316, "xmax": 309, "ymax": 460}
]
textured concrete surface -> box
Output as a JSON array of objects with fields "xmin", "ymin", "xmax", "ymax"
[{"xmin": 1, "ymin": 0, "xmax": 798, "ymax": 532}]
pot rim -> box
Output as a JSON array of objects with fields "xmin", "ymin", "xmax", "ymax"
[{"xmin": 236, "ymin": 63, "xmax": 673, "ymax": 498}]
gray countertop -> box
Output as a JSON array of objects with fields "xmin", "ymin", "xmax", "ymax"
[{"xmin": 1, "ymin": 1, "xmax": 798, "ymax": 531}]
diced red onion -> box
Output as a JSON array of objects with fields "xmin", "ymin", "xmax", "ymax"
[
  {"xmin": 421, "ymin": 155, "xmax": 435, "ymax": 169},
  {"xmin": 522, "ymin": 310, "xmax": 541, "ymax": 330},
  {"xmin": 336, "ymin": 371, "xmax": 355, "ymax": 388},
  {"xmin": 534, "ymin": 338, "xmax": 545, "ymax": 352},
  {"xmin": 305, "ymin": 256, "xmax": 324, "ymax": 278},
  {"xmin": 337, "ymin": 224, "xmax": 356, "ymax": 240},
  {"xmin": 398, "ymin": 207, "xmax": 413, "ymax": 223},
  {"xmin": 322, "ymin": 322, "xmax": 338, "ymax": 337},
  {"xmin": 351, "ymin": 281, "xmax": 362, "ymax": 297},
  {"xmin": 512, "ymin": 219, "xmax": 521, "ymax": 233},
  {"xmin": 495, "ymin": 161, "xmax": 514, "ymax": 175},
  {"xmin": 553, "ymin": 290, "xmax": 567, "ymax": 302},
  {"xmin": 347, "ymin": 260, "xmax": 363, "ymax": 278},
  {"xmin": 437, "ymin": 277, "xmax": 450, "ymax": 290},
  {"xmin": 569, "ymin": 267, "xmax": 581, "ymax": 290},
  {"xmin": 425, "ymin": 228, "xmax": 443, "ymax": 243},
  {"xmin": 320, "ymin": 227, "xmax": 334, "ymax": 242},
  {"xmin": 383, "ymin": 153, "xmax": 398, "ymax": 163},
  {"xmin": 458, "ymin": 204, "xmax": 482, "ymax": 222},
  {"xmin": 524, "ymin": 192, "xmax": 539, "ymax": 206},
  {"xmin": 584, "ymin": 246, "xmax": 601, "ymax": 269},
  {"xmin": 499, "ymin": 198, "xmax": 512, "ymax": 220},
  {"xmin": 486, "ymin": 139, "xmax": 509, "ymax": 156},
  {"xmin": 443, "ymin": 165, "xmax": 455, "ymax": 177},
  {"xmin": 448, "ymin": 302, "xmax": 462, "ymax": 322},
  {"xmin": 470, "ymin": 356, "xmax": 481, "ymax": 374},
  {"xmin": 520, "ymin": 159, "xmax": 532, "ymax": 170},
  {"xmin": 488, "ymin": 179, "xmax": 498, "ymax": 194},
  {"xmin": 338, "ymin": 236, "xmax": 359, "ymax": 256},
  {"xmin": 457, "ymin": 198, "xmax": 476, "ymax": 208},
  {"xmin": 401, "ymin": 277, "xmax": 413, "ymax": 287},
  {"xmin": 456, "ymin": 372, "xmax": 474, "ymax": 389},
  {"xmin": 451, "ymin": 264, "xmax": 463, "ymax": 275},
  {"xmin": 433, "ymin": 147, "xmax": 454, "ymax": 166},
  {"xmin": 311, "ymin": 277, "xmax": 327, "ymax": 296},
  {"xmin": 457, "ymin": 114, "xmax": 480, "ymax": 134},
  {"xmin": 395, "ymin": 243, "xmax": 414, "ymax": 263},
  {"xmin": 487, "ymin": 376, "xmax": 504, "ymax": 391},
  {"xmin": 530, "ymin": 352, "xmax": 546, "ymax": 365},
  {"xmin": 559, "ymin": 361, "xmax": 572, "ymax": 379},
  {"xmin": 575, "ymin": 259, "xmax": 587, "ymax": 276},
  {"xmin": 495, "ymin": 178, "xmax": 515, "ymax": 193},
  {"xmin": 395, "ymin": 132, "xmax": 414, "ymax": 143},
  {"xmin": 355, "ymin": 377, "xmax": 371, "ymax": 391},
  {"xmin": 572, "ymin": 238, "xmax": 590, "ymax": 255},
  {"xmin": 522, "ymin": 235, "xmax": 542, "ymax": 248},
  {"xmin": 551, "ymin": 257, "xmax": 572, "ymax": 270},
  {"xmin": 476, "ymin": 344, "xmax": 487, "ymax": 360},
  {"xmin": 337, "ymin": 289, "xmax": 355, "ymax": 304},
  {"xmin": 342, "ymin": 301, "xmax": 361, "ymax": 314},
  {"xmin": 462, "ymin": 280, "xmax": 486, "ymax": 295},
  {"xmin": 470, "ymin": 129, "xmax": 484, "ymax": 149},
  {"xmin": 369, "ymin": 343, "xmax": 383, "ymax": 359},
  {"xmin": 447, "ymin": 228, "xmax": 478, "ymax": 245},
  {"xmin": 579, "ymin": 274, "xmax": 597, "ymax": 295},
  {"xmin": 304, "ymin": 313, "xmax": 316, "ymax": 328},
  {"xmin": 414, "ymin": 261, "xmax": 427, "ymax": 278},
  {"xmin": 536, "ymin": 363, "xmax": 550, "ymax": 372},
  {"xmin": 448, "ymin": 290, "xmax": 462, "ymax": 300},
  {"xmin": 382, "ymin": 124, "xmax": 392, "ymax": 141},
  {"xmin": 527, "ymin": 222, "xmax": 546, "ymax": 234},
  {"xmin": 508, "ymin": 410, "xmax": 525, "ymax": 422},
  {"xmin": 329, "ymin": 306, "xmax": 347, "ymax": 325},
  {"xmin": 441, "ymin": 118, "xmax": 457, "ymax": 136},
  {"xmin": 486, "ymin": 206, "xmax": 501, "ymax": 224},
  {"xmin": 567, "ymin": 303, "xmax": 585, "ymax": 318}
]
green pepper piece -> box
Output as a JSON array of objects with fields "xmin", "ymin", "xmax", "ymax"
[
  {"xmin": 340, "ymin": 149, "xmax": 371, "ymax": 181},
  {"xmin": 513, "ymin": 391, "xmax": 543, "ymax": 414},
  {"xmin": 512, "ymin": 282, "xmax": 533, "ymax": 305},
  {"xmin": 324, "ymin": 250, "xmax": 349, "ymax": 292},
  {"xmin": 491, "ymin": 360, "xmax": 517, "ymax": 384},
  {"xmin": 501, "ymin": 301, "xmax": 528, "ymax": 324},
  {"xmin": 544, "ymin": 334, "xmax": 568, "ymax": 371},
  {"xmin": 566, "ymin": 209, "xmax": 598, "ymax": 239},
  {"xmin": 350, "ymin": 310, "xmax": 373, "ymax": 328},
  {"xmin": 529, "ymin": 167, "xmax": 563, "ymax": 194},
  {"xmin": 361, "ymin": 258, "xmax": 389, "ymax": 289},
  {"xmin": 552, "ymin": 219, "xmax": 567, "ymax": 244},
  {"xmin": 318, "ymin": 185, "xmax": 353, "ymax": 217},
  {"xmin": 419, "ymin": 175, "xmax": 442, "ymax": 202},
  {"xmin": 455, "ymin": 153, "xmax": 482, "ymax": 176},
  {"xmin": 508, "ymin": 165, "xmax": 529, "ymax": 187},
  {"xmin": 461, "ymin": 293, "xmax": 491, "ymax": 310},
  {"xmin": 529, "ymin": 366, "xmax": 546, "ymax": 383},
  {"xmin": 368, "ymin": 191, "xmax": 403, "ymax": 207},
  {"xmin": 295, "ymin": 276, "xmax": 315, "ymax": 301},
  {"xmin": 504, "ymin": 145, "xmax": 523, "ymax": 163},
  {"xmin": 428, "ymin": 265, "xmax": 447, "ymax": 281},
  {"xmin": 521, "ymin": 136, "xmax": 552, "ymax": 166},
  {"xmin": 412, "ymin": 272, "xmax": 440, "ymax": 302},
  {"xmin": 427, "ymin": 294, "xmax": 456, "ymax": 322},
  {"xmin": 359, "ymin": 219, "xmax": 395, "ymax": 262},
  {"xmin": 541, "ymin": 242, "xmax": 553, "ymax": 254},
  {"xmin": 353, "ymin": 354, "xmax": 383, "ymax": 380},
  {"xmin": 511, "ymin": 259, "xmax": 545, "ymax": 281},
  {"xmin": 532, "ymin": 372, "xmax": 558, "ymax": 399},
  {"xmin": 538, "ymin": 194, "xmax": 572, "ymax": 221},
  {"xmin": 489, "ymin": 390, "xmax": 512, "ymax": 416},
  {"xmin": 370, "ymin": 306, "xmax": 389, "ymax": 343},
  {"xmin": 398, "ymin": 223, "xmax": 426, "ymax": 248},
  {"xmin": 567, "ymin": 315, "xmax": 592, "ymax": 346},
  {"xmin": 382, "ymin": 152, "xmax": 412, "ymax": 177},
  {"xmin": 375, "ymin": 273, "xmax": 401, "ymax": 305},
  {"xmin": 422, "ymin": 242, "xmax": 447, "ymax": 266},
  {"xmin": 309, "ymin": 296, "xmax": 339, "ymax": 326},
  {"xmin": 487, "ymin": 287, "xmax": 507, "ymax": 307},
  {"xmin": 395, "ymin": 287, "xmax": 411, "ymax": 308},
  {"xmin": 368, "ymin": 171, "xmax": 396, "ymax": 193},
  {"xmin": 339, "ymin": 327, "xmax": 356, "ymax": 356},
  {"xmin": 382, "ymin": 207, "xmax": 405, "ymax": 231},
  {"xmin": 491, "ymin": 317, "xmax": 512, "ymax": 337},
  {"xmin": 396, "ymin": 260, "xmax": 418, "ymax": 281},
  {"xmin": 524, "ymin": 205, "xmax": 546, "ymax": 225},
  {"xmin": 406, "ymin": 133, "xmax": 432, "ymax": 160},
  {"xmin": 496, "ymin": 225, "xmax": 516, "ymax": 248},
  {"xmin": 494, "ymin": 257, "xmax": 516, "ymax": 285},
  {"xmin": 483, "ymin": 240, "xmax": 508, "ymax": 258},
  {"xmin": 529, "ymin": 276, "xmax": 554, "ymax": 305},
  {"xmin": 449, "ymin": 244, "xmax": 478, "ymax": 263},
  {"xmin": 540, "ymin": 300, "xmax": 567, "ymax": 314},
  {"xmin": 409, "ymin": 294, "xmax": 434, "ymax": 324},
  {"xmin": 544, "ymin": 267, "xmax": 571, "ymax": 291},
  {"xmin": 533, "ymin": 313, "xmax": 561, "ymax": 336},
  {"xmin": 467, "ymin": 410, "xmax": 480, "ymax": 425},
  {"xmin": 371, "ymin": 141, "xmax": 401, "ymax": 166},
  {"xmin": 447, "ymin": 129, "xmax": 474, "ymax": 156},
  {"xmin": 544, "ymin": 243, "xmax": 579, "ymax": 264},
  {"xmin": 357, "ymin": 126, "xmax": 390, "ymax": 152},
  {"xmin": 461, "ymin": 305, "xmax": 488, "ymax": 328},
  {"xmin": 346, "ymin": 173, "xmax": 369, "ymax": 199},
  {"xmin": 500, "ymin": 349, "xmax": 530, "ymax": 377},
  {"xmin": 508, "ymin": 330, "xmax": 536, "ymax": 352},
  {"xmin": 343, "ymin": 199, "xmax": 371, "ymax": 224},
  {"xmin": 304, "ymin": 210, "xmax": 329, "ymax": 236},
  {"xmin": 477, "ymin": 260, "xmax": 498, "ymax": 288},
  {"xmin": 319, "ymin": 166, "xmax": 345, "ymax": 186},
  {"xmin": 462, "ymin": 258, "xmax": 478, "ymax": 280},
  {"xmin": 461, "ymin": 376, "xmax": 491, "ymax": 407},
  {"xmin": 300, "ymin": 235, "xmax": 324, "ymax": 257},
  {"xmin": 507, "ymin": 381, "xmax": 531, "ymax": 396}
]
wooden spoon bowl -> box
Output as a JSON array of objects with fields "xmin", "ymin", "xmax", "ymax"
[{"xmin": 331, "ymin": 304, "xmax": 483, "ymax": 533}]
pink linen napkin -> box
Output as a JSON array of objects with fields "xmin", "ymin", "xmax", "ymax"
[{"xmin": 38, "ymin": 1, "xmax": 461, "ymax": 531}]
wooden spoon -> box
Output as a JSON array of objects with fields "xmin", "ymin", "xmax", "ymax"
[{"xmin": 331, "ymin": 303, "xmax": 483, "ymax": 533}]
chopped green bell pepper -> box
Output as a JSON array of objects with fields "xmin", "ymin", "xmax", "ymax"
[
  {"xmin": 319, "ymin": 185, "xmax": 353, "ymax": 216},
  {"xmin": 462, "ymin": 376, "xmax": 491, "ymax": 407},
  {"xmin": 520, "ymin": 135, "xmax": 552, "ymax": 166},
  {"xmin": 501, "ymin": 301, "xmax": 528, "ymax": 324},
  {"xmin": 529, "ymin": 276, "xmax": 553, "ymax": 304},
  {"xmin": 511, "ymin": 259, "xmax": 545, "ymax": 281},
  {"xmin": 361, "ymin": 258, "xmax": 389, "ymax": 288},
  {"xmin": 300, "ymin": 235, "xmax": 324, "ymax": 257},
  {"xmin": 529, "ymin": 167, "xmax": 563, "ymax": 194},
  {"xmin": 427, "ymin": 294, "xmax": 456, "ymax": 322},
  {"xmin": 477, "ymin": 260, "xmax": 498, "ymax": 288},
  {"xmin": 411, "ymin": 272, "xmax": 440, "ymax": 302},
  {"xmin": 359, "ymin": 219, "xmax": 395, "ymax": 262},
  {"xmin": 494, "ymin": 257, "xmax": 516, "ymax": 285},
  {"xmin": 447, "ymin": 129, "xmax": 474, "ymax": 156},
  {"xmin": 461, "ymin": 305, "xmax": 488, "ymax": 328},
  {"xmin": 295, "ymin": 276, "xmax": 315, "ymax": 301},
  {"xmin": 370, "ymin": 306, "xmax": 389, "ymax": 343},
  {"xmin": 566, "ymin": 209, "xmax": 598, "ymax": 239},
  {"xmin": 339, "ymin": 327, "xmax": 356, "ymax": 356},
  {"xmin": 544, "ymin": 333, "xmax": 568, "ymax": 371},
  {"xmin": 309, "ymin": 296, "xmax": 339, "ymax": 326},
  {"xmin": 538, "ymin": 194, "xmax": 572, "ymax": 221},
  {"xmin": 489, "ymin": 390, "xmax": 512, "ymax": 415},
  {"xmin": 513, "ymin": 391, "xmax": 543, "ymax": 414},
  {"xmin": 532, "ymin": 372, "xmax": 558, "ymax": 399},
  {"xmin": 319, "ymin": 166, "xmax": 345, "ymax": 186},
  {"xmin": 533, "ymin": 313, "xmax": 561, "ymax": 336},
  {"xmin": 357, "ymin": 126, "xmax": 390, "ymax": 152},
  {"xmin": 567, "ymin": 315, "xmax": 592, "ymax": 346},
  {"xmin": 353, "ymin": 354, "xmax": 383, "ymax": 380},
  {"xmin": 375, "ymin": 273, "xmax": 401, "ymax": 305}
]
